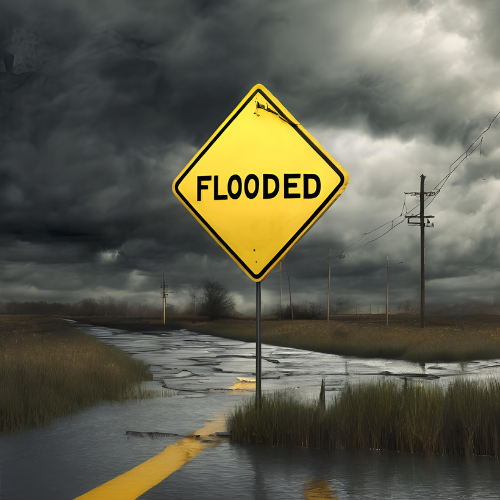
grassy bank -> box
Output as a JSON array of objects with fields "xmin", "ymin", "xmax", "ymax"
[
  {"xmin": 83, "ymin": 314, "xmax": 500, "ymax": 363},
  {"xmin": 0, "ymin": 315, "xmax": 155, "ymax": 433},
  {"xmin": 228, "ymin": 379, "xmax": 500, "ymax": 457}
]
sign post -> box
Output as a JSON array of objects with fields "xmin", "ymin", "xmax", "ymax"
[
  {"xmin": 173, "ymin": 84, "xmax": 349, "ymax": 407},
  {"xmin": 256, "ymin": 281, "xmax": 261, "ymax": 407}
]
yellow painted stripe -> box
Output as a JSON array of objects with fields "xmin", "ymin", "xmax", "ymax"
[
  {"xmin": 229, "ymin": 379, "xmax": 256, "ymax": 391},
  {"xmin": 74, "ymin": 419, "xmax": 224, "ymax": 500},
  {"xmin": 304, "ymin": 479, "xmax": 338, "ymax": 500}
]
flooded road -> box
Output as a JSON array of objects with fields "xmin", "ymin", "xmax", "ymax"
[{"xmin": 2, "ymin": 322, "xmax": 500, "ymax": 499}]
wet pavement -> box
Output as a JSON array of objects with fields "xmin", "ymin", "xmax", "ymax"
[
  {"xmin": 1, "ymin": 322, "xmax": 500, "ymax": 499},
  {"xmin": 80, "ymin": 323, "xmax": 500, "ymax": 397}
]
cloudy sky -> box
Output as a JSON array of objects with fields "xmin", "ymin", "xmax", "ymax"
[{"xmin": 1, "ymin": 0, "xmax": 500, "ymax": 314}]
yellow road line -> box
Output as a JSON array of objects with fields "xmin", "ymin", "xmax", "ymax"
[
  {"xmin": 74, "ymin": 419, "xmax": 224, "ymax": 500},
  {"xmin": 229, "ymin": 379, "xmax": 256, "ymax": 391},
  {"xmin": 303, "ymin": 479, "xmax": 338, "ymax": 499}
]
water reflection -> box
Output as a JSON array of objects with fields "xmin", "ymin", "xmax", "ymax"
[
  {"xmin": 250, "ymin": 448, "xmax": 269, "ymax": 500},
  {"xmin": 75, "ymin": 417, "xmax": 226, "ymax": 499},
  {"xmin": 304, "ymin": 479, "xmax": 338, "ymax": 499},
  {"xmin": 2, "ymin": 324, "xmax": 500, "ymax": 499}
]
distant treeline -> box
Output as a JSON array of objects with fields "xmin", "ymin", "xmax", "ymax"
[
  {"xmin": 1, "ymin": 295, "xmax": 499, "ymax": 318},
  {"xmin": 429, "ymin": 301, "xmax": 500, "ymax": 315},
  {"xmin": 1, "ymin": 298, "xmax": 177, "ymax": 317},
  {"xmin": 276, "ymin": 302, "xmax": 325, "ymax": 320}
]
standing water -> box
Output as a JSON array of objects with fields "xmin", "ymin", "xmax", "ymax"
[{"xmin": 1, "ymin": 322, "xmax": 500, "ymax": 499}]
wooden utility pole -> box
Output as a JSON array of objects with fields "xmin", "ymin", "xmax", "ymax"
[
  {"xmin": 161, "ymin": 275, "xmax": 176, "ymax": 324},
  {"xmin": 420, "ymin": 175, "xmax": 425, "ymax": 328},
  {"xmin": 280, "ymin": 260, "xmax": 282, "ymax": 321},
  {"xmin": 162, "ymin": 274, "xmax": 166, "ymax": 324},
  {"xmin": 286, "ymin": 263, "xmax": 293, "ymax": 320},
  {"xmin": 327, "ymin": 249, "xmax": 331, "ymax": 323},
  {"xmin": 327, "ymin": 251, "xmax": 344, "ymax": 322},
  {"xmin": 386, "ymin": 256, "xmax": 389, "ymax": 327},
  {"xmin": 405, "ymin": 175, "xmax": 436, "ymax": 329}
]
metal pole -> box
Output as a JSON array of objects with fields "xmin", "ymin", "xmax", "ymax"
[
  {"xmin": 256, "ymin": 281, "xmax": 261, "ymax": 408},
  {"xmin": 386, "ymin": 256, "xmax": 389, "ymax": 327},
  {"xmin": 327, "ymin": 249, "xmax": 331, "ymax": 323},
  {"xmin": 420, "ymin": 174, "xmax": 426, "ymax": 328},
  {"xmin": 279, "ymin": 260, "xmax": 282, "ymax": 321}
]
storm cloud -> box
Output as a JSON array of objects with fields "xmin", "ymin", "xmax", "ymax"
[{"xmin": 1, "ymin": 0, "xmax": 500, "ymax": 313}]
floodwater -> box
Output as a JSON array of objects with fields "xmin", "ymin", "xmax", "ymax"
[{"xmin": 1, "ymin": 322, "xmax": 500, "ymax": 499}]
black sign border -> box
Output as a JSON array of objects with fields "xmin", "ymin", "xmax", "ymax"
[{"xmin": 174, "ymin": 88, "xmax": 345, "ymax": 280}]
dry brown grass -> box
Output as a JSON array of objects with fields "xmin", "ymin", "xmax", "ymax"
[
  {"xmin": 189, "ymin": 315, "xmax": 500, "ymax": 362},
  {"xmin": 0, "ymin": 315, "xmax": 154, "ymax": 433},
  {"xmin": 83, "ymin": 314, "xmax": 500, "ymax": 363}
]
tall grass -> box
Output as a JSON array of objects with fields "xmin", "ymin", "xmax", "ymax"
[
  {"xmin": 0, "ymin": 316, "xmax": 155, "ymax": 433},
  {"xmin": 228, "ymin": 379, "xmax": 500, "ymax": 457},
  {"xmin": 177, "ymin": 317, "xmax": 500, "ymax": 363}
]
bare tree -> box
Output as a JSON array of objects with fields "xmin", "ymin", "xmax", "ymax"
[
  {"xmin": 80, "ymin": 298, "xmax": 98, "ymax": 316},
  {"xmin": 199, "ymin": 280, "xmax": 236, "ymax": 320},
  {"xmin": 398, "ymin": 297, "xmax": 419, "ymax": 313}
]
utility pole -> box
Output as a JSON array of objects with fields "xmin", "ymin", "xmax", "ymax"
[
  {"xmin": 161, "ymin": 275, "xmax": 176, "ymax": 324},
  {"xmin": 285, "ymin": 262, "xmax": 293, "ymax": 320},
  {"xmin": 405, "ymin": 175, "xmax": 437, "ymax": 328},
  {"xmin": 280, "ymin": 260, "xmax": 282, "ymax": 321},
  {"xmin": 327, "ymin": 249, "xmax": 331, "ymax": 323},
  {"xmin": 162, "ymin": 274, "xmax": 166, "ymax": 324},
  {"xmin": 327, "ymin": 250, "xmax": 344, "ymax": 322},
  {"xmin": 386, "ymin": 256, "xmax": 389, "ymax": 327},
  {"xmin": 420, "ymin": 175, "xmax": 425, "ymax": 328}
]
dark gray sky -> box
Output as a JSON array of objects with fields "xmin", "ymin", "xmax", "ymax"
[{"xmin": 1, "ymin": 0, "xmax": 500, "ymax": 314}]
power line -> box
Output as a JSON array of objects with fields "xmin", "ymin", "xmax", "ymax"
[
  {"xmin": 273, "ymin": 108, "xmax": 500, "ymax": 278},
  {"xmin": 272, "ymin": 110, "xmax": 500, "ymax": 278},
  {"xmin": 332, "ymin": 109, "xmax": 500, "ymax": 257}
]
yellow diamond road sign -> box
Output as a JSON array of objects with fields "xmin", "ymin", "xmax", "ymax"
[{"xmin": 173, "ymin": 84, "xmax": 349, "ymax": 282}]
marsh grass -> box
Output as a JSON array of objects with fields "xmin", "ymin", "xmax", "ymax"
[
  {"xmin": 192, "ymin": 317, "xmax": 500, "ymax": 363},
  {"xmin": 83, "ymin": 315, "xmax": 500, "ymax": 363},
  {"xmin": 228, "ymin": 379, "xmax": 500, "ymax": 457},
  {"xmin": 0, "ymin": 315, "xmax": 156, "ymax": 433}
]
